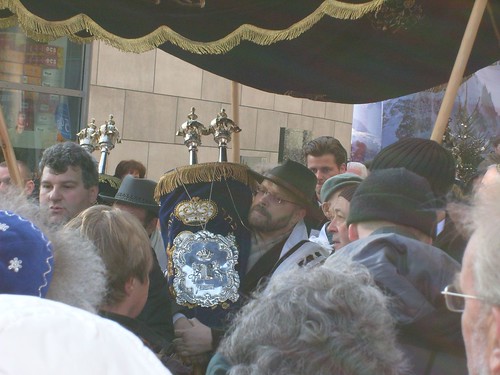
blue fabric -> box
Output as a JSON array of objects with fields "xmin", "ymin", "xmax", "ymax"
[
  {"xmin": 0, "ymin": 210, "xmax": 54, "ymax": 297},
  {"xmin": 158, "ymin": 177, "xmax": 252, "ymax": 328}
]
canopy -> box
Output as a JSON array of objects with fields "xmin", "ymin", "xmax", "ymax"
[
  {"xmin": 1, "ymin": 0, "xmax": 499, "ymax": 189},
  {"xmin": 0, "ymin": 0, "xmax": 499, "ymax": 104}
]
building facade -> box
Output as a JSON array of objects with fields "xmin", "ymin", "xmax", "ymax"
[
  {"xmin": 1, "ymin": 28, "xmax": 353, "ymax": 182},
  {"xmin": 88, "ymin": 41, "xmax": 353, "ymax": 181}
]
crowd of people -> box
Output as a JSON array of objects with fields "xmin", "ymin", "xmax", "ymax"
[{"xmin": 2, "ymin": 134, "xmax": 500, "ymax": 375}]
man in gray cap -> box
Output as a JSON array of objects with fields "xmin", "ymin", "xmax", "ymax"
[
  {"xmin": 312, "ymin": 172, "xmax": 362, "ymax": 251},
  {"xmin": 324, "ymin": 168, "xmax": 467, "ymax": 375}
]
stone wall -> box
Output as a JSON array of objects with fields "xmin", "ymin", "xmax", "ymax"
[{"xmin": 88, "ymin": 41, "xmax": 353, "ymax": 181}]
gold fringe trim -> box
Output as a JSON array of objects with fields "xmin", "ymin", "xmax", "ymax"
[
  {"xmin": 99, "ymin": 174, "xmax": 121, "ymax": 189},
  {"xmin": 155, "ymin": 162, "xmax": 257, "ymax": 200},
  {"xmin": 0, "ymin": 0, "xmax": 387, "ymax": 54}
]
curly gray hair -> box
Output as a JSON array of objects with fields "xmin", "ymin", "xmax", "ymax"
[{"xmin": 217, "ymin": 259, "xmax": 407, "ymax": 375}]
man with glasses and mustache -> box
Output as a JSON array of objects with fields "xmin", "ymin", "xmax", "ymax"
[
  {"xmin": 172, "ymin": 160, "xmax": 329, "ymax": 364},
  {"xmin": 240, "ymin": 159, "xmax": 330, "ymax": 294},
  {"xmin": 442, "ymin": 181, "xmax": 500, "ymax": 375}
]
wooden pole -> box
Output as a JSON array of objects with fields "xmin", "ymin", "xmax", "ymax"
[
  {"xmin": 431, "ymin": 0, "xmax": 489, "ymax": 144},
  {"xmin": 231, "ymin": 81, "xmax": 241, "ymax": 163},
  {"xmin": 0, "ymin": 106, "xmax": 23, "ymax": 188}
]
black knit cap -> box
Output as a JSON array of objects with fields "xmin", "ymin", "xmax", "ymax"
[
  {"xmin": 370, "ymin": 138, "xmax": 456, "ymax": 201},
  {"xmin": 347, "ymin": 168, "xmax": 438, "ymax": 237}
]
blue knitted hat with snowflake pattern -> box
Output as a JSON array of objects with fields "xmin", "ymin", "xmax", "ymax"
[{"xmin": 0, "ymin": 210, "xmax": 54, "ymax": 297}]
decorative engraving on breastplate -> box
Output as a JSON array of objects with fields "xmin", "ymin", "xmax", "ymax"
[{"xmin": 172, "ymin": 230, "xmax": 239, "ymax": 307}]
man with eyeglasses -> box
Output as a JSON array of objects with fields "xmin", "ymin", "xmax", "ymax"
[
  {"xmin": 241, "ymin": 159, "xmax": 330, "ymax": 294},
  {"xmin": 171, "ymin": 160, "xmax": 330, "ymax": 363},
  {"xmin": 0, "ymin": 160, "xmax": 35, "ymax": 197},
  {"xmin": 443, "ymin": 181, "xmax": 500, "ymax": 375},
  {"xmin": 311, "ymin": 172, "xmax": 363, "ymax": 251}
]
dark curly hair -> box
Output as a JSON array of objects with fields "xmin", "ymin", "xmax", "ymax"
[{"xmin": 39, "ymin": 142, "xmax": 98, "ymax": 189}]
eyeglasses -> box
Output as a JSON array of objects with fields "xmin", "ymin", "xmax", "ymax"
[
  {"xmin": 253, "ymin": 186, "xmax": 295, "ymax": 205},
  {"xmin": 441, "ymin": 284, "xmax": 482, "ymax": 313},
  {"xmin": 321, "ymin": 202, "xmax": 347, "ymax": 223},
  {"xmin": 321, "ymin": 202, "xmax": 332, "ymax": 220}
]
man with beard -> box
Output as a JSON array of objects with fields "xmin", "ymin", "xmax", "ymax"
[
  {"xmin": 445, "ymin": 181, "xmax": 500, "ymax": 375},
  {"xmin": 240, "ymin": 159, "xmax": 330, "ymax": 294},
  {"xmin": 174, "ymin": 160, "xmax": 329, "ymax": 362}
]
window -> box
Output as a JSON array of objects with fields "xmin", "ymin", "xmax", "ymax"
[{"xmin": 0, "ymin": 26, "xmax": 90, "ymax": 174}]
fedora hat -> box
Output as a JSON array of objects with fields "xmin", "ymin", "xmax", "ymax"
[
  {"xmin": 250, "ymin": 159, "xmax": 323, "ymax": 220},
  {"xmin": 99, "ymin": 175, "xmax": 159, "ymax": 216}
]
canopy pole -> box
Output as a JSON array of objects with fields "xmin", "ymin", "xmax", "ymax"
[
  {"xmin": 431, "ymin": 0, "xmax": 489, "ymax": 144},
  {"xmin": 0, "ymin": 106, "xmax": 23, "ymax": 188},
  {"xmin": 231, "ymin": 81, "xmax": 241, "ymax": 163}
]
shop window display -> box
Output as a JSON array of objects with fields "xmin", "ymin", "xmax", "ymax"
[{"xmin": 0, "ymin": 26, "xmax": 89, "ymax": 174}]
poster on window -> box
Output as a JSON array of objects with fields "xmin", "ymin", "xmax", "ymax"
[{"xmin": 351, "ymin": 62, "xmax": 500, "ymax": 163}]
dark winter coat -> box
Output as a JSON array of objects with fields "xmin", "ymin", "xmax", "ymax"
[{"xmin": 325, "ymin": 229, "xmax": 466, "ymax": 375}]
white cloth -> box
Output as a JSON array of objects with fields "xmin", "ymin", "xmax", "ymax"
[
  {"xmin": 309, "ymin": 221, "xmax": 334, "ymax": 252},
  {"xmin": 273, "ymin": 220, "xmax": 330, "ymax": 275},
  {"xmin": 0, "ymin": 295, "xmax": 171, "ymax": 375}
]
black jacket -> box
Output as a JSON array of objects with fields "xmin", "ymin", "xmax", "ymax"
[
  {"xmin": 325, "ymin": 229, "xmax": 466, "ymax": 375},
  {"xmin": 137, "ymin": 248, "xmax": 175, "ymax": 342}
]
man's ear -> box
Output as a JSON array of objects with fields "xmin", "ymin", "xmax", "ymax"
[
  {"xmin": 340, "ymin": 163, "xmax": 347, "ymax": 173},
  {"xmin": 124, "ymin": 277, "xmax": 136, "ymax": 297},
  {"xmin": 24, "ymin": 180, "xmax": 35, "ymax": 196},
  {"xmin": 348, "ymin": 223, "xmax": 359, "ymax": 241},
  {"xmin": 88, "ymin": 185, "xmax": 99, "ymax": 204},
  {"xmin": 145, "ymin": 217, "xmax": 158, "ymax": 236},
  {"xmin": 489, "ymin": 306, "xmax": 500, "ymax": 373}
]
